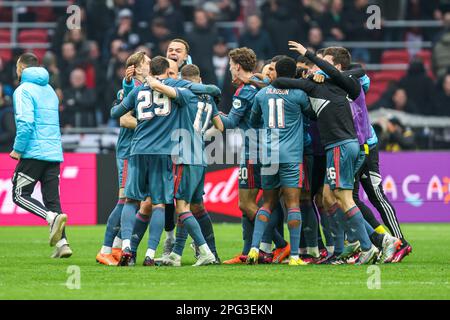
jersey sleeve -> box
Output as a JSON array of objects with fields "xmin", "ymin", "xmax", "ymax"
[
  {"xmin": 210, "ymin": 98, "xmax": 220, "ymax": 117},
  {"xmin": 173, "ymin": 87, "xmax": 193, "ymax": 107},
  {"xmin": 249, "ymin": 94, "xmax": 262, "ymax": 128},
  {"xmin": 111, "ymin": 86, "xmax": 139, "ymax": 119},
  {"xmin": 122, "ymin": 78, "xmax": 135, "ymax": 97}
]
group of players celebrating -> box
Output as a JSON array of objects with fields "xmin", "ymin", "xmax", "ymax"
[{"xmin": 95, "ymin": 38, "xmax": 412, "ymax": 267}]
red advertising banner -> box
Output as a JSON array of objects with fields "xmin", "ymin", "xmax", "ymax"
[{"xmin": 0, "ymin": 153, "xmax": 97, "ymax": 225}]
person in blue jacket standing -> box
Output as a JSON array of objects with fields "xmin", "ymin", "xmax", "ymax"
[{"xmin": 10, "ymin": 53, "xmax": 71, "ymax": 259}]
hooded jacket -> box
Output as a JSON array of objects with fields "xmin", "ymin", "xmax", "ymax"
[{"xmin": 12, "ymin": 67, "xmax": 63, "ymax": 162}]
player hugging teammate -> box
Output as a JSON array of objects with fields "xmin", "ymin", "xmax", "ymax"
[{"xmin": 97, "ymin": 38, "xmax": 411, "ymax": 267}]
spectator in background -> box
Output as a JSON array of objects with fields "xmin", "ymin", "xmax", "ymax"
[
  {"xmin": 0, "ymin": 83, "xmax": 15, "ymax": 153},
  {"xmin": 398, "ymin": 58, "xmax": 437, "ymax": 115},
  {"xmin": 61, "ymin": 69, "xmax": 96, "ymax": 128},
  {"xmin": 383, "ymin": 117, "xmax": 416, "ymax": 152},
  {"xmin": 200, "ymin": 0, "xmax": 240, "ymax": 22},
  {"xmin": 106, "ymin": 40, "xmax": 130, "ymax": 83},
  {"xmin": 105, "ymin": 63, "xmax": 127, "ymax": 127},
  {"xmin": 0, "ymin": 57, "xmax": 14, "ymax": 94},
  {"xmin": 105, "ymin": 8, "xmax": 141, "ymax": 58},
  {"xmin": 320, "ymin": 0, "xmax": 346, "ymax": 41},
  {"xmin": 212, "ymin": 37, "xmax": 230, "ymax": 90},
  {"xmin": 85, "ymin": 0, "xmax": 114, "ymax": 52},
  {"xmin": 389, "ymin": 88, "xmax": 419, "ymax": 114},
  {"xmin": 435, "ymin": 73, "xmax": 450, "ymax": 116},
  {"xmin": 187, "ymin": 9, "xmax": 219, "ymax": 84},
  {"xmin": 344, "ymin": 0, "xmax": 371, "ymax": 62},
  {"xmin": 239, "ymin": 14, "xmax": 273, "ymax": 63},
  {"xmin": 202, "ymin": 1, "xmax": 240, "ymax": 42},
  {"xmin": 433, "ymin": 12, "xmax": 450, "ymax": 78},
  {"xmin": 64, "ymin": 29, "xmax": 90, "ymax": 63},
  {"xmin": 42, "ymin": 52, "xmax": 61, "ymax": 90},
  {"xmin": 152, "ymin": 0, "xmax": 184, "ymax": 37},
  {"xmin": 262, "ymin": 0, "xmax": 300, "ymax": 56},
  {"xmin": 146, "ymin": 17, "xmax": 172, "ymax": 55},
  {"xmin": 87, "ymin": 41, "xmax": 107, "ymax": 125},
  {"xmin": 306, "ymin": 26, "xmax": 324, "ymax": 52},
  {"xmin": 58, "ymin": 42, "xmax": 83, "ymax": 89},
  {"xmin": 52, "ymin": 6, "xmax": 88, "ymax": 57},
  {"xmin": 135, "ymin": 45, "xmax": 152, "ymax": 59}
]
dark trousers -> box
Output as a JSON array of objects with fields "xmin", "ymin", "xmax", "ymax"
[
  {"xmin": 12, "ymin": 158, "xmax": 67, "ymax": 239},
  {"xmin": 353, "ymin": 145, "xmax": 404, "ymax": 239}
]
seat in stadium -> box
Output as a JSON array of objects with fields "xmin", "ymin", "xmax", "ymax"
[
  {"xmin": 372, "ymin": 70, "xmax": 406, "ymax": 82},
  {"xmin": 0, "ymin": 7, "xmax": 12, "ymax": 22},
  {"xmin": 381, "ymin": 50, "xmax": 410, "ymax": 64},
  {"xmin": 18, "ymin": 29, "xmax": 49, "ymax": 43},
  {"xmin": 0, "ymin": 49, "xmax": 12, "ymax": 62},
  {"xmin": 415, "ymin": 50, "xmax": 432, "ymax": 64},
  {"xmin": 30, "ymin": 7, "xmax": 55, "ymax": 22},
  {"xmin": 0, "ymin": 29, "xmax": 11, "ymax": 43}
]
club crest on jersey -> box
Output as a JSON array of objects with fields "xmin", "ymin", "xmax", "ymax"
[{"xmin": 233, "ymin": 99, "xmax": 242, "ymax": 109}]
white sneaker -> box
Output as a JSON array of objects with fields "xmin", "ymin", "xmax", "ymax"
[
  {"xmin": 51, "ymin": 244, "xmax": 72, "ymax": 258},
  {"xmin": 381, "ymin": 235, "xmax": 402, "ymax": 263},
  {"xmin": 193, "ymin": 252, "xmax": 216, "ymax": 266},
  {"xmin": 356, "ymin": 245, "xmax": 380, "ymax": 265},
  {"xmin": 49, "ymin": 214, "xmax": 67, "ymax": 247},
  {"xmin": 162, "ymin": 252, "xmax": 181, "ymax": 267}
]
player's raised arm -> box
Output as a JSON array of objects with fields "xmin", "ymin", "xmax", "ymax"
[
  {"xmin": 122, "ymin": 65, "xmax": 136, "ymax": 97},
  {"xmin": 146, "ymin": 76, "xmax": 177, "ymax": 98},
  {"xmin": 272, "ymin": 77, "xmax": 316, "ymax": 93},
  {"xmin": 292, "ymin": 44, "xmax": 361, "ymax": 100}
]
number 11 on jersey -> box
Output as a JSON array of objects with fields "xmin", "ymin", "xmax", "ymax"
[{"xmin": 268, "ymin": 98, "xmax": 285, "ymax": 128}]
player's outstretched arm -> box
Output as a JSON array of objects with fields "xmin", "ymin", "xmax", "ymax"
[
  {"xmin": 187, "ymin": 82, "xmax": 221, "ymax": 97},
  {"xmin": 272, "ymin": 77, "xmax": 315, "ymax": 93},
  {"xmin": 147, "ymin": 76, "xmax": 177, "ymax": 98},
  {"xmin": 119, "ymin": 111, "xmax": 137, "ymax": 129}
]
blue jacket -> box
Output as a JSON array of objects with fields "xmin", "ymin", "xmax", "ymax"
[{"xmin": 13, "ymin": 67, "xmax": 63, "ymax": 162}]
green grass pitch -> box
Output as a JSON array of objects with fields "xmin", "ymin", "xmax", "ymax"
[{"xmin": 0, "ymin": 223, "xmax": 449, "ymax": 300}]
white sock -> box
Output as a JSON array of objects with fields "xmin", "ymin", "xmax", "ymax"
[
  {"xmin": 166, "ymin": 230, "xmax": 175, "ymax": 241},
  {"xmin": 307, "ymin": 246, "xmax": 320, "ymax": 258},
  {"xmin": 326, "ymin": 246, "xmax": 335, "ymax": 255},
  {"xmin": 260, "ymin": 242, "xmax": 272, "ymax": 253},
  {"xmin": 146, "ymin": 248, "xmax": 156, "ymax": 259},
  {"xmin": 112, "ymin": 236, "xmax": 122, "ymax": 248},
  {"xmin": 101, "ymin": 246, "xmax": 112, "ymax": 254},
  {"xmin": 198, "ymin": 244, "xmax": 212, "ymax": 256},
  {"xmin": 291, "ymin": 254, "xmax": 299, "ymax": 259},
  {"xmin": 122, "ymin": 239, "xmax": 131, "ymax": 250},
  {"xmin": 56, "ymin": 238, "xmax": 68, "ymax": 248},
  {"xmin": 46, "ymin": 211, "xmax": 57, "ymax": 224},
  {"xmin": 299, "ymin": 248, "xmax": 307, "ymax": 255}
]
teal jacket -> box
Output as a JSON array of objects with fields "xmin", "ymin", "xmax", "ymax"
[{"xmin": 13, "ymin": 67, "xmax": 63, "ymax": 162}]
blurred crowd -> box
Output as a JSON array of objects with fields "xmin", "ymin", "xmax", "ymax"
[{"xmin": 1, "ymin": 0, "xmax": 450, "ymax": 151}]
